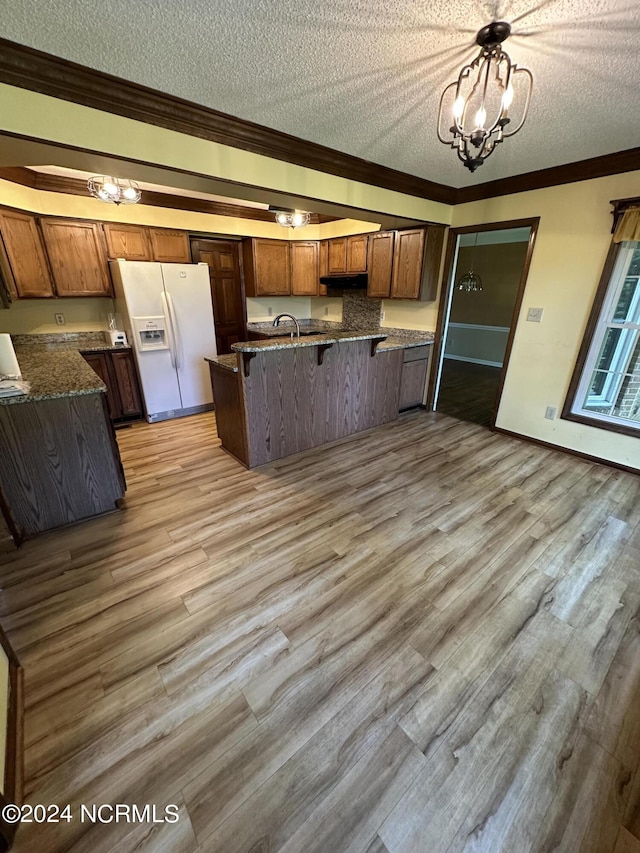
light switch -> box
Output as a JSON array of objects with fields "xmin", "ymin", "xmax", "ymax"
[{"xmin": 527, "ymin": 307, "xmax": 544, "ymax": 323}]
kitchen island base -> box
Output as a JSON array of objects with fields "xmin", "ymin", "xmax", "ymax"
[{"xmin": 207, "ymin": 335, "xmax": 404, "ymax": 468}]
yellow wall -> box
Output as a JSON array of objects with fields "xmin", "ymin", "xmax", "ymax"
[
  {"xmin": 452, "ymin": 170, "xmax": 640, "ymax": 470},
  {"xmin": 0, "ymin": 297, "xmax": 113, "ymax": 334}
]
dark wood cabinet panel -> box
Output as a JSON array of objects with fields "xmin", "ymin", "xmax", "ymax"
[
  {"xmin": 347, "ymin": 234, "xmax": 368, "ymax": 273},
  {"xmin": 192, "ymin": 240, "xmax": 246, "ymax": 354},
  {"xmin": 0, "ymin": 211, "xmax": 54, "ymax": 298},
  {"xmin": 291, "ymin": 241, "xmax": 319, "ymax": 296},
  {"xmin": 327, "ymin": 238, "xmax": 347, "ymax": 274},
  {"xmin": 103, "ymin": 223, "xmax": 152, "ymax": 261},
  {"xmin": 242, "ymin": 238, "xmax": 291, "ymax": 296},
  {"xmin": 82, "ymin": 349, "xmax": 143, "ymax": 422},
  {"xmin": 40, "ymin": 219, "xmax": 112, "ymax": 297},
  {"xmin": 367, "ymin": 231, "xmax": 395, "ymax": 298},
  {"xmin": 421, "ymin": 224, "xmax": 446, "ymax": 302},
  {"xmin": 318, "ymin": 239, "xmax": 328, "ymax": 296},
  {"xmin": 148, "ymin": 228, "xmax": 191, "ymax": 263},
  {"xmin": 399, "ymin": 357, "xmax": 429, "ymax": 410},
  {"xmin": 391, "ymin": 229, "xmax": 426, "ymax": 300},
  {"xmin": 110, "ymin": 351, "xmax": 143, "ymax": 417}
]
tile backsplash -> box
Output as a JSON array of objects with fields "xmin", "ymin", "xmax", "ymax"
[{"xmin": 341, "ymin": 291, "xmax": 382, "ymax": 330}]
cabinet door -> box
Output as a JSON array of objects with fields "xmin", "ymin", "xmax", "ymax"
[
  {"xmin": 318, "ymin": 240, "xmax": 328, "ymax": 296},
  {"xmin": 82, "ymin": 352, "xmax": 121, "ymax": 419},
  {"xmin": 148, "ymin": 229, "xmax": 191, "ymax": 263},
  {"xmin": 390, "ymin": 229, "xmax": 426, "ymax": 300},
  {"xmin": 327, "ymin": 238, "xmax": 347, "ymax": 274},
  {"xmin": 0, "ymin": 211, "xmax": 54, "ymax": 298},
  {"xmin": 367, "ymin": 231, "xmax": 395, "ymax": 298},
  {"xmin": 245, "ymin": 239, "xmax": 291, "ymax": 296},
  {"xmin": 399, "ymin": 358, "xmax": 429, "ymax": 410},
  {"xmin": 40, "ymin": 219, "xmax": 112, "ymax": 297},
  {"xmin": 347, "ymin": 234, "xmax": 368, "ymax": 273},
  {"xmin": 110, "ymin": 350, "xmax": 143, "ymax": 418},
  {"xmin": 420, "ymin": 224, "xmax": 446, "ymax": 302},
  {"xmin": 291, "ymin": 241, "xmax": 319, "ymax": 296},
  {"xmin": 103, "ymin": 223, "xmax": 152, "ymax": 260}
]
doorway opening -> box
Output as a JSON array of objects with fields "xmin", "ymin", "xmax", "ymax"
[{"xmin": 428, "ymin": 219, "xmax": 539, "ymax": 428}]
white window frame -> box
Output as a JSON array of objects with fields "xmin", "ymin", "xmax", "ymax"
[{"xmin": 569, "ymin": 241, "xmax": 640, "ymax": 430}]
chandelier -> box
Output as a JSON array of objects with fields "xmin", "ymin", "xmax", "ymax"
[
  {"xmin": 273, "ymin": 209, "xmax": 311, "ymax": 228},
  {"xmin": 87, "ymin": 176, "xmax": 142, "ymax": 205},
  {"xmin": 457, "ymin": 233, "xmax": 483, "ymax": 292},
  {"xmin": 437, "ymin": 21, "xmax": 532, "ymax": 172}
]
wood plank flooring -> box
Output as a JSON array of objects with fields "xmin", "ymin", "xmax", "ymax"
[
  {"xmin": 438, "ymin": 359, "xmax": 502, "ymax": 427},
  {"xmin": 1, "ymin": 410, "xmax": 639, "ymax": 852}
]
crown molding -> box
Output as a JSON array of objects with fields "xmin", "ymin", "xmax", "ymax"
[
  {"xmin": 0, "ymin": 166, "xmax": 336, "ymax": 223},
  {"xmin": 0, "ymin": 38, "xmax": 456, "ymax": 206}
]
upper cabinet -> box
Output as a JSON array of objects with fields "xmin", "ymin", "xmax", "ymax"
[
  {"xmin": 367, "ymin": 231, "xmax": 396, "ymax": 299},
  {"xmin": 103, "ymin": 223, "xmax": 152, "ymax": 261},
  {"xmin": 291, "ymin": 241, "xmax": 319, "ymax": 296},
  {"xmin": 318, "ymin": 239, "xmax": 328, "ymax": 296},
  {"xmin": 148, "ymin": 228, "xmax": 191, "ymax": 263},
  {"xmin": 243, "ymin": 238, "xmax": 291, "ymax": 296},
  {"xmin": 367, "ymin": 225, "xmax": 446, "ymax": 301},
  {"xmin": 40, "ymin": 219, "xmax": 112, "ymax": 297},
  {"xmin": 0, "ymin": 211, "xmax": 54, "ymax": 298},
  {"xmin": 103, "ymin": 224, "xmax": 190, "ymax": 263},
  {"xmin": 326, "ymin": 235, "xmax": 369, "ymax": 274}
]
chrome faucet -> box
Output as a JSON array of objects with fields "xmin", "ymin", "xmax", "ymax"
[{"xmin": 273, "ymin": 313, "xmax": 300, "ymax": 341}]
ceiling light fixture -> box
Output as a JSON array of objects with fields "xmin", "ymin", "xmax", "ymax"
[
  {"xmin": 437, "ymin": 21, "xmax": 532, "ymax": 173},
  {"xmin": 87, "ymin": 176, "xmax": 142, "ymax": 205},
  {"xmin": 457, "ymin": 233, "xmax": 483, "ymax": 292},
  {"xmin": 272, "ymin": 208, "xmax": 311, "ymax": 229}
]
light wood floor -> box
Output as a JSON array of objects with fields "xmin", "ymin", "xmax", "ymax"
[
  {"xmin": 2, "ymin": 411, "xmax": 640, "ymax": 853},
  {"xmin": 438, "ymin": 359, "xmax": 502, "ymax": 427}
]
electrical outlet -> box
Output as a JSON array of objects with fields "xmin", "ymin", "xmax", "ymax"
[
  {"xmin": 54, "ymin": 313, "xmax": 65, "ymax": 325},
  {"xmin": 545, "ymin": 406, "xmax": 557, "ymax": 420},
  {"xmin": 527, "ymin": 307, "xmax": 544, "ymax": 323},
  {"xmin": 381, "ymin": 310, "xmax": 385, "ymax": 321},
  {"xmin": 324, "ymin": 306, "xmax": 329, "ymax": 316},
  {"xmin": 267, "ymin": 306, "xmax": 273, "ymax": 316}
]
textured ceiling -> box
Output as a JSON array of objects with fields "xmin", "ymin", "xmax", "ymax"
[{"xmin": 2, "ymin": 0, "xmax": 639, "ymax": 190}]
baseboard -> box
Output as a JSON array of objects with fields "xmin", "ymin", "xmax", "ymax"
[
  {"xmin": 492, "ymin": 425, "xmax": 640, "ymax": 476},
  {"xmin": 443, "ymin": 354, "xmax": 503, "ymax": 368}
]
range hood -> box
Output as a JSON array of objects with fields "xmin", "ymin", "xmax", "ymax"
[{"xmin": 319, "ymin": 274, "xmax": 368, "ymax": 289}]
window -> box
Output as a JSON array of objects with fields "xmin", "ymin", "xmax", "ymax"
[{"xmin": 564, "ymin": 241, "xmax": 640, "ymax": 435}]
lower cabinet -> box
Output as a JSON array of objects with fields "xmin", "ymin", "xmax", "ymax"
[
  {"xmin": 399, "ymin": 346, "xmax": 431, "ymax": 410},
  {"xmin": 82, "ymin": 349, "xmax": 143, "ymax": 422}
]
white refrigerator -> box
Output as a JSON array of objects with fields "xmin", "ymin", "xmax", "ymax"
[{"xmin": 111, "ymin": 260, "xmax": 217, "ymax": 423}]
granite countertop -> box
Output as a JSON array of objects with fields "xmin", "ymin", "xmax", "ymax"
[
  {"xmin": 0, "ymin": 347, "xmax": 106, "ymax": 405},
  {"xmin": 0, "ymin": 332, "xmax": 130, "ymax": 406},
  {"xmin": 245, "ymin": 322, "xmax": 434, "ymax": 351},
  {"xmin": 232, "ymin": 331, "xmax": 388, "ymax": 353},
  {"xmin": 246, "ymin": 320, "xmax": 341, "ymax": 337},
  {"xmin": 205, "ymin": 354, "xmax": 239, "ymax": 373}
]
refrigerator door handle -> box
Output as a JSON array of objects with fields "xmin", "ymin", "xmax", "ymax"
[
  {"xmin": 166, "ymin": 292, "xmax": 181, "ymax": 370},
  {"xmin": 160, "ymin": 291, "xmax": 177, "ymax": 369}
]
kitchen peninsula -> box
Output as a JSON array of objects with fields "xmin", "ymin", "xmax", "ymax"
[
  {"xmin": 207, "ymin": 330, "xmax": 431, "ymax": 468},
  {"xmin": 0, "ymin": 335, "xmax": 127, "ymax": 544}
]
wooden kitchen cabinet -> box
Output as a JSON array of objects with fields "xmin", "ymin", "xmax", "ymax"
[
  {"xmin": 291, "ymin": 241, "xmax": 319, "ymax": 296},
  {"xmin": 242, "ymin": 238, "xmax": 291, "ymax": 296},
  {"xmin": 347, "ymin": 234, "xmax": 368, "ymax": 272},
  {"xmin": 399, "ymin": 346, "xmax": 431, "ymax": 410},
  {"xmin": 40, "ymin": 219, "xmax": 112, "ymax": 297},
  {"xmin": 82, "ymin": 349, "xmax": 143, "ymax": 422},
  {"xmin": 148, "ymin": 228, "xmax": 191, "ymax": 263},
  {"xmin": 391, "ymin": 225, "xmax": 445, "ymax": 301},
  {"xmin": 367, "ymin": 231, "xmax": 395, "ymax": 298},
  {"xmin": 318, "ymin": 239, "xmax": 328, "ymax": 296},
  {"xmin": 103, "ymin": 223, "xmax": 152, "ymax": 261},
  {"xmin": 0, "ymin": 210, "xmax": 54, "ymax": 298},
  {"xmin": 326, "ymin": 235, "xmax": 369, "ymax": 275}
]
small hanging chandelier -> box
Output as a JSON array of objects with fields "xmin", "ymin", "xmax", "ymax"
[
  {"xmin": 457, "ymin": 233, "xmax": 483, "ymax": 292},
  {"xmin": 272, "ymin": 208, "xmax": 311, "ymax": 229},
  {"xmin": 437, "ymin": 21, "xmax": 532, "ymax": 173},
  {"xmin": 87, "ymin": 176, "xmax": 142, "ymax": 205}
]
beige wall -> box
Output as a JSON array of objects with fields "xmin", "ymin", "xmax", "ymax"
[
  {"xmin": 450, "ymin": 243, "xmax": 529, "ymax": 327},
  {"xmin": 452, "ymin": 170, "xmax": 640, "ymax": 470},
  {"xmin": 0, "ymin": 297, "xmax": 113, "ymax": 334}
]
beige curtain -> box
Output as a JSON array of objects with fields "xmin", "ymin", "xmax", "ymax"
[{"xmin": 613, "ymin": 207, "xmax": 640, "ymax": 243}]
